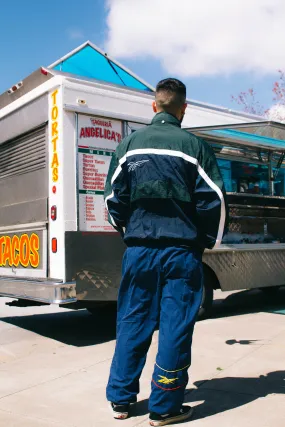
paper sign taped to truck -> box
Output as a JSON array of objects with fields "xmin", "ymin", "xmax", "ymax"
[
  {"xmin": 0, "ymin": 231, "xmax": 43, "ymax": 269},
  {"xmin": 77, "ymin": 115, "xmax": 122, "ymax": 232}
]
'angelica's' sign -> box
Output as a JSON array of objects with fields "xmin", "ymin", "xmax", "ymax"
[{"xmin": 78, "ymin": 115, "xmax": 122, "ymax": 150}]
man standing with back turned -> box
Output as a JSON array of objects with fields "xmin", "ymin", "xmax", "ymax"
[{"xmin": 104, "ymin": 78, "xmax": 227, "ymax": 426}]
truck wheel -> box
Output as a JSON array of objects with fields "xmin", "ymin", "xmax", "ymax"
[{"xmin": 198, "ymin": 268, "xmax": 214, "ymax": 320}]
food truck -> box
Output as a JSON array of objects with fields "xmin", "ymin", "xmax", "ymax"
[{"xmin": 1, "ymin": 41, "xmax": 284, "ymax": 318}]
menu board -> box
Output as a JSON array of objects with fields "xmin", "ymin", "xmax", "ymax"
[{"xmin": 77, "ymin": 115, "xmax": 122, "ymax": 232}]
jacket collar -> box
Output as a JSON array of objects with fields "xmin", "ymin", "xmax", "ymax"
[{"xmin": 151, "ymin": 112, "xmax": 181, "ymax": 128}]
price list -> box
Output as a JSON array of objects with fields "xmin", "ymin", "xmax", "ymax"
[{"xmin": 78, "ymin": 148, "xmax": 115, "ymax": 232}]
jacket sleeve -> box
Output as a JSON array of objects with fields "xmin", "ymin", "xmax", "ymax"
[
  {"xmin": 104, "ymin": 149, "xmax": 130, "ymax": 234},
  {"xmin": 193, "ymin": 141, "xmax": 229, "ymax": 249}
]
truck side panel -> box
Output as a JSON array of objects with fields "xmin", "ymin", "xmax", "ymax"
[
  {"xmin": 0, "ymin": 95, "xmax": 48, "ymax": 145},
  {"xmin": 65, "ymin": 231, "xmax": 125, "ymax": 301},
  {"xmin": 0, "ymin": 124, "xmax": 48, "ymax": 227},
  {"xmin": 203, "ymin": 245, "xmax": 285, "ymax": 291}
]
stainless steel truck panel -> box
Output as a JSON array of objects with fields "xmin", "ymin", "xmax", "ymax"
[
  {"xmin": 64, "ymin": 232, "xmax": 124, "ymax": 301},
  {"xmin": 203, "ymin": 245, "xmax": 285, "ymax": 291},
  {"xmin": 0, "ymin": 95, "xmax": 48, "ymax": 145},
  {"xmin": 0, "ymin": 69, "xmax": 52, "ymax": 110},
  {"xmin": 0, "ymin": 124, "xmax": 48, "ymax": 227}
]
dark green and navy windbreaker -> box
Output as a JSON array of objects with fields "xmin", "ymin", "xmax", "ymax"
[{"xmin": 104, "ymin": 112, "xmax": 228, "ymax": 251}]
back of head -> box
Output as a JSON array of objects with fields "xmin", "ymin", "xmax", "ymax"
[{"xmin": 155, "ymin": 78, "xmax": 187, "ymax": 118}]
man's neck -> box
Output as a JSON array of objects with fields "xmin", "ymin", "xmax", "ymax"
[{"xmin": 156, "ymin": 111, "xmax": 180, "ymax": 121}]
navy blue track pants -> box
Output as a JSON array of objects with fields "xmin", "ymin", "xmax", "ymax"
[{"xmin": 106, "ymin": 246, "xmax": 203, "ymax": 414}]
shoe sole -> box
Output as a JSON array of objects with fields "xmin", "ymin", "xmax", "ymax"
[
  {"xmin": 109, "ymin": 402, "xmax": 129, "ymax": 420},
  {"xmin": 149, "ymin": 407, "xmax": 194, "ymax": 426}
]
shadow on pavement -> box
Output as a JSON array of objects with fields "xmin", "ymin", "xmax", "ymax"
[
  {"xmin": 134, "ymin": 370, "xmax": 285, "ymax": 419},
  {"xmin": 186, "ymin": 370, "xmax": 285, "ymax": 421},
  {"xmin": 210, "ymin": 286, "xmax": 285, "ymax": 320},
  {"xmin": 0, "ymin": 287, "xmax": 284, "ymax": 347},
  {"xmin": 225, "ymin": 339, "xmax": 259, "ymax": 345},
  {"xmin": 0, "ymin": 307, "xmax": 117, "ymax": 347}
]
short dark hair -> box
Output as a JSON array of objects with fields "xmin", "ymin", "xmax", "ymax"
[{"xmin": 155, "ymin": 78, "xmax": 186, "ymax": 114}]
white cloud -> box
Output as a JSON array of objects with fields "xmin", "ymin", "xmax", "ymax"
[
  {"xmin": 67, "ymin": 29, "xmax": 84, "ymax": 41},
  {"xmin": 105, "ymin": 0, "xmax": 285, "ymax": 77}
]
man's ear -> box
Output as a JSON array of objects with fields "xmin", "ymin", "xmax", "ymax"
[
  {"xmin": 152, "ymin": 101, "xmax": 157, "ymax": 113},
  {"xmin": 182, "ymin": 103, "xmax": 187, "ymax": 113}
]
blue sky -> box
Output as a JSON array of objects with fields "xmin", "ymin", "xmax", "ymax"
[{"xmin": 0, "ymin": 0, "xmax": 280, "ymax": 112}]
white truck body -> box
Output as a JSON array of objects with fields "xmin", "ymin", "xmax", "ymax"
[{"xmin": 2, "ymin": 42, "xmax": 270, "ymax": 308}]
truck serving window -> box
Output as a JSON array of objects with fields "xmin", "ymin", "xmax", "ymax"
[
  {"xmin": 215, "ymin": 148, "xmax": 285, "ymax": 197},
  {"xmin": 189, "ymin": 122, "xmax": 285, "ymax": 198},
  {"xmin": 210, "ymin": 142, "xmax": 270, "ymax": 195},
  {"xmin": 217, "ymin": 158, "xmax": 269, "ymax": 195},
  {"xmin": 272, "ymin": 153, "xmax": 285, "ymax": 197}
]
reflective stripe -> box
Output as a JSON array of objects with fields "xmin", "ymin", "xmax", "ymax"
[
  {"xmin": 104, "ymin": 154, "xmax": 127, "ymax": 228},
  {"xmin": 152, "ymin": 379, "xmax": 186, "ymax": 391},
  {"xmin": 197, "ymin": 164, "xmax": 225, "ymax": 249},
  {"xmin": 155, "ymin": 362, "xmax": 191, "ymax": 373},
  {"xmin": 105, "ymin": 148, "xmax": 225, "ymax": 247}
]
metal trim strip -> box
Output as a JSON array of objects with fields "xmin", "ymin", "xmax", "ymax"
[
  {"xmin": 64, "ymin": 104, "xmax": 151, "ymax": 125},
  {"xmin": 0, "ymin": 278, "xmax": 77, "ymax": 304},
  {"xmin": 0, "ymin": 222, "xmax": 47, "ymax": 233}
]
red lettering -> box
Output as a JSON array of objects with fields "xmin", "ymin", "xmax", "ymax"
[
  {"xmin": 83, "ymin": 167, "xmax": 95, "ymax": 172},
  {"xmin": 90, "ymin": 119, "xmax": 113, "ymax": 128},
  {"xmin": 80, "ymin": 128, "xmax": 85, "ymax": 138}
]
